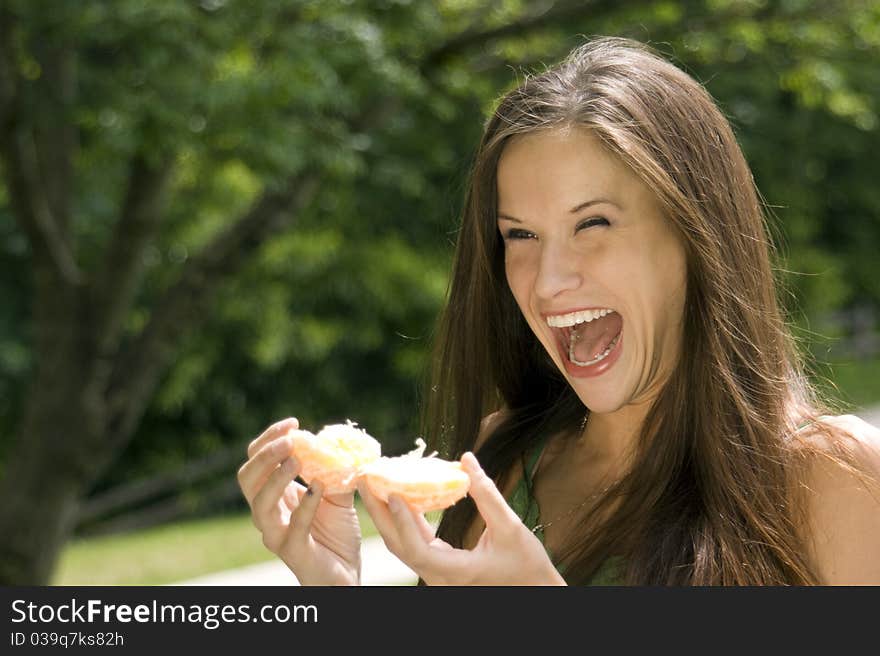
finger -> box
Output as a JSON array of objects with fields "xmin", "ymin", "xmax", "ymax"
[
  {"xmin": 411, "ymin": 506, "xmax": 438, "ymax": 543},
  {"xmin": 284, "ymin": 479, "xmax": 325, "ymax": 552},
  {"xmin": 358, "ymin": 483, "xmax": 447, "ymax": 564},
  {"xmin": 386, "ymin": 494, "xmax": 434, "ymax": 566},
  {"xmin": 286, "ymin": 475, "xmax": 355, "ymax": 508},
  {"xmin": 388, "ymin": 500, "xmax": 450, "ymax": 549},
  {"xmin": 283, "ymin": 483, "xmax": 351, "ymax": 517},
  {"xmin": 282, "ymin": 480, "xmax": 307, "ymax": 511},
  {"xmin": 237, "ymin": 435, "xmax": 295, "ymax": 504},
  {"xmin": 247, "ymin": 417, "xmax": 299, "ymax": 459},
  {"xmin": 461, "ymin": 452, "xmax": 521, "ymax": 534},
  {"xmin": 356, "ymin": 480, "xmax": 401, "ymax": 550},
  {"xmin": 323, "ymin": 490, "xmax": 356, "ymax": 508},
  {"xmin": 252, "ymin": 457, "xmax": 301, "ymax": 528},
  {"xmin": 386, "ymin": 494, "xmax": 469, "ymax": 580}
]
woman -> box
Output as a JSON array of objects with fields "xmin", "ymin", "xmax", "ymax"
[{"xmin": 237, "ymin": 37, "xmax": 880, "ymax": 585}]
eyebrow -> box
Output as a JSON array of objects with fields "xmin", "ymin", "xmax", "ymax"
[
  {"xmin": 570, "ymin": 198, "xmax": 620, "ymax": 213},
  {"xmin": 497, "ymin": 197, "xmax": 620, "ymax": 222}
]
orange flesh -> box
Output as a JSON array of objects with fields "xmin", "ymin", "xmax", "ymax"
[
  {"xmin": 288, "ymin": 422, "xmax": 381, "ymax": 494},
  {"xmin": 361, "ymin": 457, "xmax": 470, "ymax": 513},
  {"xmin": 286, "ymin": 423, "xmax": 470, "ymax": 510}
]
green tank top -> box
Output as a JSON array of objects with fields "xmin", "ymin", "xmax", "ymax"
[
  {"xmin": 506, "ymin": 436, "xmax": 625, "ymax": 585},
  {"xmin": 506, "ymin": 417, "xmax": 818, "ymax": 585}
]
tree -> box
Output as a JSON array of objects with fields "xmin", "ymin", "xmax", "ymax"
[
  {"xmin": 0, "ymin": 0, "xmax": 645, "ymax": 585},
  {"xmin": 1, "ymin": 0, "xmax": 878, "ymax": 584}
]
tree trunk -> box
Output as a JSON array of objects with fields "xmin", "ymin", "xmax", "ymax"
[
  {"xmin": 0, "ymin": 261, "xmax": 109, "ymax": 584},
  {"xmin": 0, "ymin": 2, "xmax": 598, "ymax": 584},
  {"xmin": 0, "ymin": 435, "xmax": 89, "ymax": 584},
  {"xmin": 0, "ymin": 177, "xmax": 319, "ymax": 583}
]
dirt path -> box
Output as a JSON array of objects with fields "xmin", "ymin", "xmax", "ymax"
[{"xmin": 174, "ymin": 534, "xmax": 417, "ymax": 586}]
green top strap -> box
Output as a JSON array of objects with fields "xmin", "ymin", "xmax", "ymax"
[
  {"xmin": 505, "ymin": 434, "xmax": 625, "ymax": 585},
  {"xmin": 506, "ymin": 435, "xmax": 547, "ymax": 542}
]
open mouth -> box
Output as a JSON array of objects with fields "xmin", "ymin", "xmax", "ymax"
[{"xmin": 547, "ymin": 308, "xmax": 623, "ymax": 368}]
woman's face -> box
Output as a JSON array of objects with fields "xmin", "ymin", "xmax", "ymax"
[{"xmin": 496, "ymin": 128, "xmax": 687, "ymax": 414}]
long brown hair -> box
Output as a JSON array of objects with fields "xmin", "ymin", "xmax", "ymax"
[{"xmin": 423, "ymin": 36, "xmax": 854, "ymax": 585}]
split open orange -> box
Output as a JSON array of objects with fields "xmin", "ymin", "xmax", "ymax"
[
  {"xmin": 287, "ymin": 421, "xmax": 381, "ymax": 495},
  {"xmin": 360, "ymin": 439, "xmax": 470, "ymax": 513},
  {"xmin": 286, "ymin": 421, "xmax": 470, "ymax": 511}
]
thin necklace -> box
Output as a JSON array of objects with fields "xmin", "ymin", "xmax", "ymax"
[
  {"xmin": 531, "ymin": 480, "xmax": 616, "ymax": 534},
  {"xmin": 530, "ymin": 412, "xmax": 617, "ymax": 535}
]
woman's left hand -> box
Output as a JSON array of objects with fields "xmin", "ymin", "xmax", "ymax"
[{"xmin": 357, "ymin": 452, "xmax": 566, "ymax": 585}]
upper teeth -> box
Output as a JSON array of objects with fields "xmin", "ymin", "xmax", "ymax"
[{"xmin": 546, "ymin": 308, "xmax": 614, "ymax": 328}]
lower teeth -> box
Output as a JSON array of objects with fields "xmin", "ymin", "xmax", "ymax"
[{"xmin": 569, "ymin": 333, "xmax": 620, "ymax": 367}]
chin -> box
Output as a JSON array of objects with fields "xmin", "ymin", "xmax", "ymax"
[
  {"xmin": 571, "ymin": 386, "xmax": 629, "ymax": 415},
  {"xmin": 544, "ymin": 347, "xmax": 626, "ymax": 412}
]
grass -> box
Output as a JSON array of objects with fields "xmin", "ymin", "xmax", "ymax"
[{"xmin": 53, "ymin": 502, "xmax": 378, "ymax": 586}]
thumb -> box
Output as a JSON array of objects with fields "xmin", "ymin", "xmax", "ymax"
[{"xmin": 461, "ymin": 452, "xmax": 521, "ymax": 534}]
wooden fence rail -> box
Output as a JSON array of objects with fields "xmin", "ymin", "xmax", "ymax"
[{"xmin": 75, "ymin": 441, "xmax": 248, "ymax": 534}]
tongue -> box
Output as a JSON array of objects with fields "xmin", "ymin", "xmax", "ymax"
[{"xmin": 571, "ymin": 312, "xmax": 622, "ymax": 362}]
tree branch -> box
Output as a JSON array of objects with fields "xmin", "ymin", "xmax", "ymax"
[
  {"xmin": 104, "ymin": 174, "xmax": 320, "ymax": 446},
  {"xmin": 32, "ymin": 34, "xmax": 78, "ymax": 235},
  {"xmin": 0, "ymin": 6, "xmax": 81, "ymax": 285},
  {"xmin": 96, "ymin": 0, "xmax": 658, "ymax": 467},
  {"xmin": 0, "ymin": 5, "xmax": 16, "ymax": 132},
  {"xmin": 420, "ymin": 0, "xmax": 622, "ymax": 72},
  {"xmin": 1, "ymin": 127, "xmax": 82, "ymax": 284},
  {"xmin": 90, "ymin": 151, "xmax": 175, "ymax": 356},
  {"xmin": 75, "ymin": 440, "xmax": 246, "ymax": 528}
]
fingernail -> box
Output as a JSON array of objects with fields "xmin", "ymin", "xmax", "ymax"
[
  {"xmin": 462, "ymin": 452, "xmax": 481, "ymax": 472},
  {"xmin": 281, "ymin": 457, "xmax": 297, "ymax": 474}
]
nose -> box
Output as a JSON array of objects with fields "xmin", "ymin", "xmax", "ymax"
[{"xmin": 533, "ymin": 238, "xmax": 583, "ymax": 300}]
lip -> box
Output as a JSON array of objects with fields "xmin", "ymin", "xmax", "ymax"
[
  {"xmin": 541, "ymin": 306, "xmax": 615, "ymax": 320},
  {"xmin": 544, "ymin": 308, "xmax": 623, "ymax": 379},
  {"xmin": 555, "ymin": 328, "xmax": 623, "ymax": 378}
]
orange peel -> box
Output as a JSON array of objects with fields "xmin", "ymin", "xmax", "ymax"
[
  {"xmin": 287, "ymin": 420, "xmax": 381, "ymax": 495},
  {"xmin": 361, "ymin": 439, "xmax": 471, "ymax": 513}
]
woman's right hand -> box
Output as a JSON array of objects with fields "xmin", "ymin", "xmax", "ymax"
[{"xmin": 237, "ymin": 417, "xmax": 362, "ymax": 585}]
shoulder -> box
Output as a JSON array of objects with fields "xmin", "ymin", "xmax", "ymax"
[
  {"xmin": 799, "ymin": 414, "xmax": 880, "ymax": 584},
  {"xmin": 473, "ymin": 409, "xmax": 507, "ymax": 453}
]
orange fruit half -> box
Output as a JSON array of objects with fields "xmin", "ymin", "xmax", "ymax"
[
  {"xmin": 361, "ymin": 439, "xmax": 471, "ymax": 513},
  {"xmin": 287, "ymin": 420, "xmax": 381, "ymax": 495}
]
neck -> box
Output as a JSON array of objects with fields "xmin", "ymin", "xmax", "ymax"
[{"xmin": 579, "ymin": 399, "xmax": 652, "ymax": 475}]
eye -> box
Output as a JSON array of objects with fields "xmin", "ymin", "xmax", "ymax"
[
  {"xmin": 502, "ymin": 228, "xmax": 537, "ymax": 241},
  {"xmin": 575, "ymin": 217, "xmax": 610, "ymax": 232}
]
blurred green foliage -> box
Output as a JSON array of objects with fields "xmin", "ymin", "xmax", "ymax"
[{"xmin": 1, "ymin": 0, "xmax": 878, "ymax": 500}]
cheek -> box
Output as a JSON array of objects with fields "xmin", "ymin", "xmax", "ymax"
[
  {"xmin": 503, "ymin": 248, "xmax": 535, "ymax": 305},
  {"xmin": 654, "ymin": 239, "xmax": 687, "ymax": 304},
  {"xmin": 641, "ymin": 246, "xmax": 688, "ymax": 334}
]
